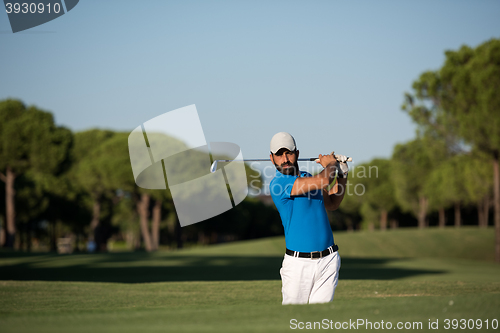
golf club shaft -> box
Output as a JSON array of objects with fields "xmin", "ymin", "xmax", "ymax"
[
  {"xmin": 210, "ymin": 156, "xmax": 352, "ymax": 173},
  {"xmin": 215, "ymin": 158, "xmax": 319, "ymax": 163}
]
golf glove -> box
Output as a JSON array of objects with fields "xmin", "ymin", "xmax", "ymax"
[
  {"xmin": 334, "ymin": 154, "xmax": 349, "ymax": 163},
  {"xmin": 337, "ymin": 161, "xmax": 349, "ymax": 178}
]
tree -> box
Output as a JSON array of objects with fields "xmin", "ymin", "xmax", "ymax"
[
  {"xmin": 70, "ymin": 129, "xmax": 117, "ymax": 251},
  {"xmin": 439, "ymin": 39, "xmax": 500, "ymax": 262},
  {"xmin": 463, "ymin": 152, "xmax": 494, "ymax": 228},
  {"xmin": 361, "ymin": 158, "xmax": 397, "ymax": 230},
  {"xmin": 71, "ymin": 130, "xmax": 172, "ymax": 252},
  {"xmin": 403, "ymin": 39, "xmax": 500, "ymax": 262},
  {"xmin": 0, "ymin": 99, "xmax": 72, "ymax": 248},
  {"xmin": 423, "ymin": 155, "xmax": 471, "ymax": 227},
  {"xmin": 402, "ymin": 68, "xmax": 464, "ymax": 228},
  {"xmin": 128, "ymin": 132, "xmax": 187, "ymax": 251},
  {"xmin": 338, "ymin": 165, "xmax": 369, "ymax": 231},
  {"xmin": 13, "ymin": 173, "xmax": 50, "ymax": 250},
  {"xmin": 391, "ymin": 138, "xmax": 445, "ymax": 228}
]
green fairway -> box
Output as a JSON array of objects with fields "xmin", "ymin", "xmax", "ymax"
[{"xmin": 1, "ymin": 227, "xmax": 499, "ymax": 332}]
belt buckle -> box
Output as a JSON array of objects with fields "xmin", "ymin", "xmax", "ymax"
[{"xmin": 310, "ymin": 251, "xmax": 321, "ymax": 259}]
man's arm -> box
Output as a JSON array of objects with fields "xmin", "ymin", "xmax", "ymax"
[
  {"xmin": 323, "ymin": 175, "xmax": 347, "ymax": 211},
  {"xmin": 290, "ymin": 154, "xmax": 337, "ymax": 196}
]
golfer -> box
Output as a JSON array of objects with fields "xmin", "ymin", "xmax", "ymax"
[{"xmin": 269, "ymin": 132, "xmax": 348, "ymax": 305}]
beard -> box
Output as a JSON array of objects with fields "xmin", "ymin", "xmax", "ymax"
[{"xmin": 275, "ymin": 161, "xmax": 299, "ymax": 176}]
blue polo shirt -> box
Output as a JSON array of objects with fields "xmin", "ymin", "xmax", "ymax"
[{"xmin": 270, "ymin": 169, "xmax": 334, "ymax": 253}]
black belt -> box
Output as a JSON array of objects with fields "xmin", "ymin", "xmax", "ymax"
[{"xmin": 286, "ymin": 245, "xmax": 338, "ymax": 259}]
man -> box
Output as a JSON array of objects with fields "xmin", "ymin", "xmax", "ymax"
[{"xmin": 269, "ymin": 132, "xmax": 348, "ymax": 305}]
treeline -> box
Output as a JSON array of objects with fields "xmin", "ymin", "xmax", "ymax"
[
  {"xmin": 1, "ymin": 39, "xmax": 498, "ymax": 260},
  {"xmin": 0, "ymin": 99, "xmax": 281, "ymax": 252},
  {"xmin": 339, "ymin": 38, "xmax": 500, "ymax": 262},
  {"xmin": 340, "ymin": 148, "xmax": 493, "ymax": 230}
]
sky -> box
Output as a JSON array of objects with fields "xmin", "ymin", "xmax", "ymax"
[{"xmin": 1, "ymin": 0, "xmax": 500, "ymax": 179}]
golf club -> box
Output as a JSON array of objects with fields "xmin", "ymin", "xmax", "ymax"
[{"xmin": 210, "ymin": 156, "xmax": 353, "ymax": 173}]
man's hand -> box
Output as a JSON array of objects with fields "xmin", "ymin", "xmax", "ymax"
[
  {"xmin": 337, "ymin": 162, "xmax": 348, "ymax": 178},
  {"xmin": 291, "ymin": 152, "xmax": 337, "ymax": 196},
  {"xmin": 334, "ymin": 153, "xmax": 349, "ymax": 178},
  {"xmin": 321, "ymin": 152, "xmax": 348, "ymax": 210},
  {"xmin": 334, "ymin": 154, "xmax": 349, "ymax": 163},
  {"xmin": 317, "ymin": 153, "xmax": 337, "ymax": 168}
]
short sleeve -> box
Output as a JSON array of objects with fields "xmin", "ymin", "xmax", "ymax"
[
  {"xmin": 282, "ymin": 177, "xmax": 296, "ymax": 198},
  {"xmin": 282, "ymin": 171, "xmax": 310, "ymax": 198},
  {"xmin": 270, "ymin": 174, "xmax": 297, "ymax": 201}
]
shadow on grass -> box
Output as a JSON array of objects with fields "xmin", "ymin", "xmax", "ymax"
[{"xmin": 0, "ymin": 252, "xmax": 445, "ymax": 283}]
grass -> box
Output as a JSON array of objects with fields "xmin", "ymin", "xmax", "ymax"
[{"xmin": 0, "ymin": 227, "xmax": 499, "ymax": 332}]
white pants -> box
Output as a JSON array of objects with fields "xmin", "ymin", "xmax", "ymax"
[{"xmin": 280, "ymin": 251, "xmax": 341, "ymax": 305}]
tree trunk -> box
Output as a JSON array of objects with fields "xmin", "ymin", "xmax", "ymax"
[
  {"xmin": 151, "ymin": 199, "xmax": 162, "ymax": 251},
  {"xmin": 210, "ymin": 231, "xmax": 218, "ymax": 244},
  {"xmin": 493, "ymin": 154, "xmax": 500, "ymax": 263},
  {"xmin": 368, "ymin": 222, "xmax": 374, "ymax": 231},
  {"xmin": 380, "ymin": 210, "xmax": 388, "ymax": 231},
  {"xmin": 0, "ymin": 221, "xmax": 5, "ymax": 247},
  {"xmin": 138, "ymin": 193, "xmax": 153, "ymax": 252},
  {"xmin": 483, "ymin": 196, "xmax": 490, "ymax": 227},
  {"xmin": 50, "ymin": 220, "xmax": 57, "ymax": 252},
  {"xmin": 390, "ymin": 219, "xmax": 398, "ymax": 229},
  {"xmin": 74, "ymin": 233, "xmax": 80, "ymax": 252},
  {"xmin": 89, "ymin": 198, "xmax": 101, "ymax": 242},
  {"xmin": 175, "ymin": 215, "xmax": 183, "ymax": 249},
  {"xmin": 198, "ymin": 231, "xmax": 209, "ymax": 245},
  {"xmin": 19, "ymin": 222, "xmax": 25, "ymax": 251},
  {"xmin": 478, "ymin": 196, "xmax": 490, "ymax": 228},
  {"xmin": 418, "ymin": 196, "xmax": 428, "ymax": 229},
  {"xmin": 346, "ymin": 217, "xmax": 354, "ymax": 232},
  {"xmin": 0, "ymin": 167, "xmax": 16, "ymax": 248},
  {"xmin": 27, "ymin": 221, "xmax": 32, "ymax": 252},
  {"xmin": 478, "ymin": 199, "xmax": 485, "ymax": 228},
  {"xmin": 438, "ymin": 207, "xmax": 446, "ymax": 228},
  {"xmin": 454, "ymin": 202, "xmax": 461, "ymax": 227}
]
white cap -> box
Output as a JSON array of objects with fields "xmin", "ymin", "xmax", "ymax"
[{"xmin": 270, "ymin": 132, "xmax": 296, "ymax": 154}]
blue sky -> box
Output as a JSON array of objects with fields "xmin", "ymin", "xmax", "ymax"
[{"xmin": 1, "ymin": 0, "xmax": 500, "ymax": 173}]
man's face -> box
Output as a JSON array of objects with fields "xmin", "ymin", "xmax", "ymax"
[{"xmin": 270, "ymin": 148, "xmax": 299, "ymax": 175}]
